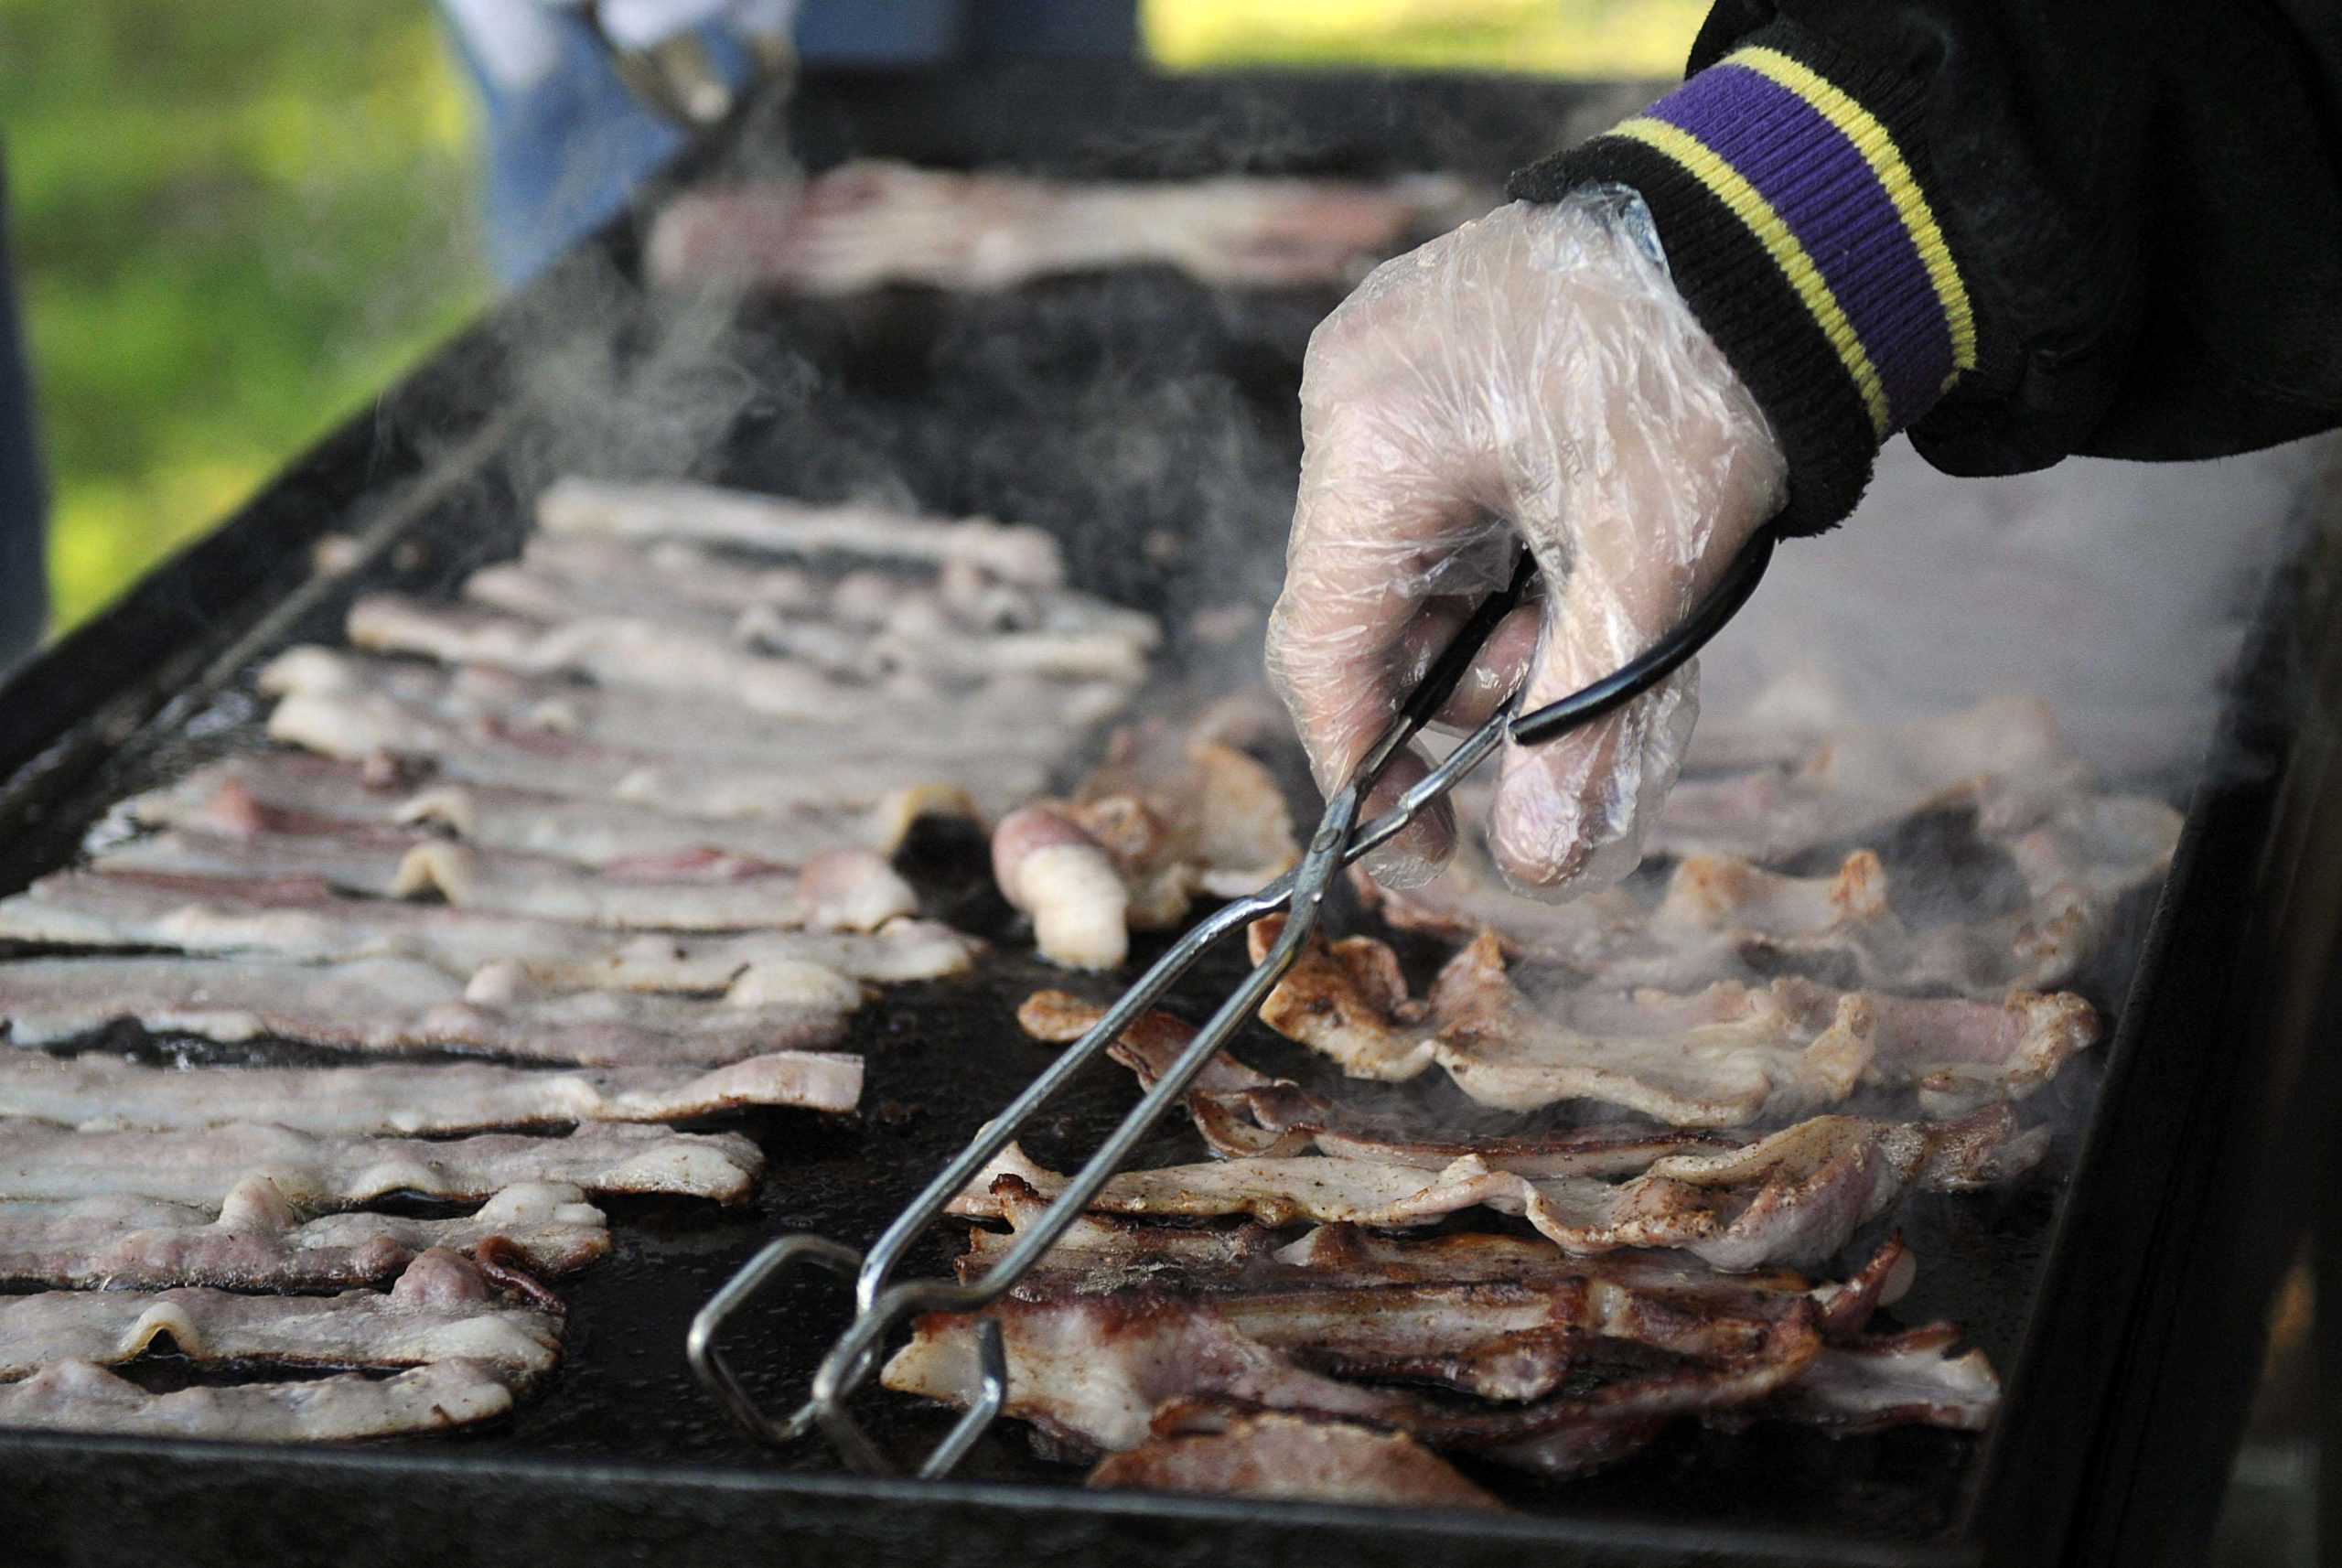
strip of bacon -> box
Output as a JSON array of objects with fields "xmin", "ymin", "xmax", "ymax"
[
  {"xmin": 1747, "ymin": 1322, "xmax": 2000, "ymax": 1433},
  {"xmin": 0, "ymin": 1249, "xmax": 562, "ymax": 1382},
  {"xmin": 642, "ymin": 164, "xmax": 1472, "ymax": 295},
  {"xmin": 1364, "ymin": 797, "xmax": 2177, "ymax": 999},
  {"xmin": 533, "ymin": 476, "xmax": 1068, "ymax": 586},
  {"xmin": 0, "ymin": 1050, "xmax": 859, "ymax": 1134},
  {"xmin": 465, "ymin": 561, "xmax": 1156, "ymax": 686},
  {"xmin": 0, "ymin": 1119, "xmax": 763, "ymax": 1206},
  {"xmin": 952, "ymin": 1106, "xmax": 2036, "ymax": 1273},
  {"xmin": 883, "ymin": 1289, "xmax": 1821, "ymax": 1470},
  {"xmin": 1088, "ymin": 1411, "xmax": 1505, "ymax": 1509},
  {"xmin": 0, "ymin": 871, "xmax": 976, "ymax": 989},
  {"xmin": 1250, "ymin": 918, "xmax": 2097, "ymax": 1124},
  {"xmin": 257, "ymin": 647, "xmax": 1116, "ymax": 766},
  {"xmin": 0, "ymin": 1177, "xmax": 609, "ymax": 1290},
  {"xmin": 94, "ymin": 821, "xmax": 916, "ymax": 933},
  {"xmin": 1018, "ymin": 990, "xmax": 1737, "ymax": 1173},
  {"xmin": 266, "ymin": 678, "xmax": 1049, "ymax": 819},
  {"xmin": 120, "ymin": 754, "xmax": 952, "ymax": 868},
  {"xmin": 0, "ymin": 1357, "xmax": 514, "ymax": 1441},
  {"xmin": 0, "ymin": 954, "xmax": 854, "ymax": 1067}
]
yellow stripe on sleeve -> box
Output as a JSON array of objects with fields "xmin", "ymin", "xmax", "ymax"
[
  {"xmin": 1606, "ymin": 116, "xmax": 1893, "ymax": 437},
  {"xmin": 1730, "ymin": 46, "xmax": 1977, "ymax": 381}
]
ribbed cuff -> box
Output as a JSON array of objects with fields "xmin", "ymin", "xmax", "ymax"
[{"xmin": 1510, "ymin": 23, "xmax": 1976, "ymax": 535}]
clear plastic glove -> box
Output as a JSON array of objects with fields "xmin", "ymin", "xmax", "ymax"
[{"xmin": 1265, "ymin": 188, "xmax": 1788, "ymax": 898}]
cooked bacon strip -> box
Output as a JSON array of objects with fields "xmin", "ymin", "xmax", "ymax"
[
  {"xmin": 953, "ymin": 1107, "xmax": 2036, "ymax": 1273},
  {"xmin": 0, "ymin": 1177, "xmax": 608, "ymax": 1290},
  {"xmin": 0, "ymin": 1050, "xmax": 859, "ymax": 1134},
  {"xmin": 0, "ymin": 1249, "xmax": 562, "ymax": 1382},
  {"xmin": 0, "ymin": 954, "xmax": 853, "ymax": 1067},
  {"xmin": 257, "ymin": 647, "xmax": 1113, "ymax": 767},
  {"xmin": 1019, "ymin": 990, "xmax": 1735, "ymax": 1173},
  {"xmin": 884, "ymin": 1289, "xmax": 1820, "ymax": 1470},
  {"xmin": 1088, "ymin": 1412, "xmax": 1504, "ymax": 1509},
  {"xmin": 1751, "ymin": 1323, "xmax": 1999, "ymax": 1433},
  {"xmin": 0, "ymin": 871, "xmax": 975, "ymax": 989},
  {"xmin": 0, "ymin": 1357, "xmax": 513, "ymax": 1441},
  {"xmin": 1651, "ymin": 695, "xmax": 2088, "ymax": 862},
  {"xmin": 1369, "ymin": 792, "xmax": 2177, "ymax": 998},
  {"xmin": 966, "ymin": 1177, "xmax": 1886, "ymax": 1383},
  {"xmin": 94, "ymin": 820, "xmax": 915, "ymax": 933},
  {"xmin": 994, "ymin": 807, "xmax": 1130, "ymax": 971},
  {"xmin": 0, "ymin": 1119, "xmax": 763, "ymax": 1206},
  {"xmin": 121, "ymin": 754, "xmax": 944, "ymax": 868},
  {"xmin": 1251, "ymin": 918, "xmax": 2097, "ymax": 1124},
  {"xmin": 535, "ymin": 475, "xmax": 1067, "ymax": 586},
  {"xmin": 268, "ymin": 680, "xmax": 1050, "ymax": 818},
  {"xmin": 644, "ymin": 163, "xmax": 1469, "ymax": 295}
]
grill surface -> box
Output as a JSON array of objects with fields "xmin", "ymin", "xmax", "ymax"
[{"xmin": 0, "ymin": 63, "xmax": 2335, "ymax": 1568}]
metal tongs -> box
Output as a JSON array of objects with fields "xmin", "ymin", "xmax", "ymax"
[{"xmin": 689, "ymin": 528, "xmax": 1778, "ymax": 1477}]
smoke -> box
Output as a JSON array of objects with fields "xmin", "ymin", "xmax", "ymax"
[{"xmin": 1698, "ymin": 435, "xmax": 2326, "ymax": 783}]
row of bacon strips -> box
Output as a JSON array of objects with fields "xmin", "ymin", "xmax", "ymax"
[
  {"xmin": 936, "ymin": 692, "xmax": 2179, "ymax": 1509},
  {"xmin": 0, "ymin": 478, "xmax": 1164, "ymax": 1442}
]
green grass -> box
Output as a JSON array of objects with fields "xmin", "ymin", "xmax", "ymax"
[
  {"xmin": 4, "ymin": 0, "xmax": 487, "ymax": 632},
  {"xmin": 5, "ymin": 1, "xmax": 1696, "ymax": 639}
]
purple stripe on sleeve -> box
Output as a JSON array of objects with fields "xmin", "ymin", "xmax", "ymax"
[{"xmin": 1644, "ymin": 64, "xmax": 1950, "ymax": 431}]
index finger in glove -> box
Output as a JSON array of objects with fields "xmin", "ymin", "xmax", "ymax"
[{"xmin": 1265, "ymin": 421, "xmax": 1526, "ymax": 886}]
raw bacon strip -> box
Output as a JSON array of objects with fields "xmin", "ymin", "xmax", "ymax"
[
  {"xmin": 1088, "ymin": 1412, "xmax": 1505, "ymax": 1510},
  {"xmin": 0, "ymin": 1118, "xmax": 763, "ymax": 1206},
  {"xmin": 0, "ymin": 1357, "xmax": 513, "ymax": 1441},
  {"xmin": 257, "ymin": 647, "xmax": 1112, "ymax": 766},
  {"xmin": 0, "ymin": 1178, "xmax": 609, "ymax": 1290},
  {"xmin": 0, "ymin": 871, "xmax": 976, "ymax": 989},
  {"xmin": 91, "ymin": 829, "xmax": 779, "ymax": 931},
  {"xmin": 521, "ymin": 536, "xmax": 1161, "ymax": 651},
  {"xmin": 94, "ymin": 821, "xmax": 916, "ymax": 933},
  {"xmin": 643, "ymin": 164, "xmax": 1470, "ymax": 295},
  {"xmin": 466, "ymin": 561, "xmax": 1156, "ymax": 685},
  {"xmin": 951, "ymin": 1106, "xmax": 2036, "ymax": 1272},
  {"xmin": 1019, "ymin": 991, "xmax": 1735, "ymax": 1173},
  {"xmin": 1250, "ymin": 918, "xmax": 2098, "ymax": 1124},
  {"xmin": 521, "ymin": 534, "xmax": 824, "ymax": 614},
  {"xmin": 267, "ymin": 680, "xmax": 1050, "ymax": 817},
  {"xmin": 0, "ymin": 1249, "xmax": 562, "ymax": 1382},
  {"xmin": 120, "ymin": 754, "xmax": 938, "ymax": 867},
  {"xmin": 535, "ymin": 475, "xmax": 1067, "ymax": 586},
  {"xmin": 883, "ymin": 1290, "xmax": 1820, "ymax": 1470},
  {"xmin": 0, "ymin": 954, "xmax": 853, "ymax": 1068},
  {"xmin": 0, "ymin": 1050, "xmax": 860, "ymax": 1134},
  {"xmin": 1651, "ymin": 695, "xmax": 2089, "ymax": 862}
]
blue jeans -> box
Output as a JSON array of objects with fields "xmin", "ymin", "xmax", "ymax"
[{"xmin": 444, "ymin": 0, "xmax": 1139, "ymax": 286}]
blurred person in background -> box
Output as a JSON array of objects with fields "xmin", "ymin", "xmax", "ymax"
[
  {"xmin": 436, "ymin": 0, "xmax": 1138, "ymax": 285},
  {"xmin": 0, "ymin": 153, "xmax": 48, "ymax": 675}
]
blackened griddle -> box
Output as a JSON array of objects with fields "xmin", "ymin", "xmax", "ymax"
[{"xmin": 0, "ymin": 63, "xmax": 2337, "ymax": 1568}]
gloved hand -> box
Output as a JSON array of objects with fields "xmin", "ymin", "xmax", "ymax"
[{"xmin": 1265, "ymin": 187, "xmax": 1788, "ymax": 898}]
